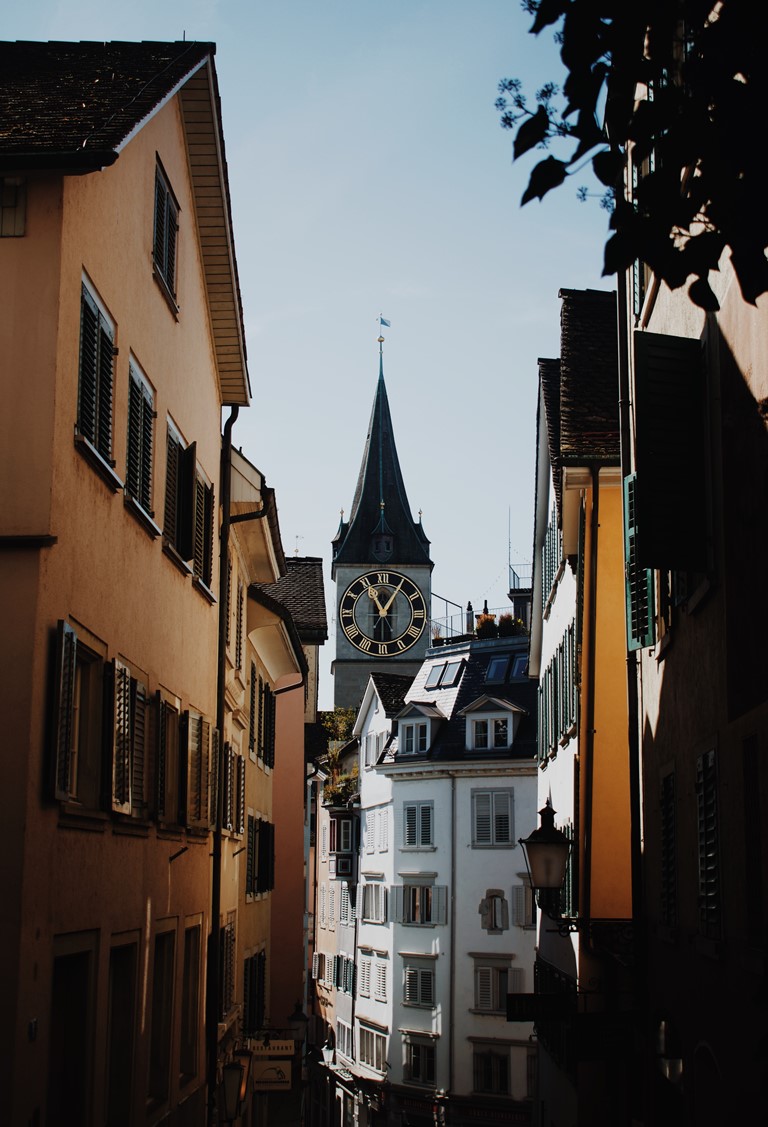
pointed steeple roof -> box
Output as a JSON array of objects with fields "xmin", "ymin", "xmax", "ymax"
[{"xmin": 332, "ymin": 345, "xmax": 431, "ymax": 571}]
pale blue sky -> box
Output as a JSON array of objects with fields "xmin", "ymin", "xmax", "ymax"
[{"xmin": 6, "ymin": 1, "xmax": 611, "ymax": 706}]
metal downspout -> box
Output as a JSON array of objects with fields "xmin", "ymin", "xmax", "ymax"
[
  {"xmin": 582, "ymin": 465, "xmax": 600, "ymax": 932},
  {"xmin": 449, "ymin": 773, "xmax": 456, "ymax": 1096}
]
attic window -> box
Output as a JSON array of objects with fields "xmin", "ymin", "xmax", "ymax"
[
  {"xmin": 425, "ymin": 660, "xmax": 463, "ymax": 690},
  {"xmin": 1, "ymin": 178, "xmax": 26, "ymax": 236},
  {"xmin": 485, "ymin": 657, "xmax": 509, "ymax": 683},
  {"xmin": 153, "ymin": 162, "xmax": 179, "ymax": 306}
]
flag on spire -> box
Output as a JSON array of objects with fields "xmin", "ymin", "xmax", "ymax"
[{"xmin": 379, "ymin": 315, "xmax": 391, "ymax": 328}]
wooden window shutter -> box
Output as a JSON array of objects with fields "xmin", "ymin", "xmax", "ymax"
[
  {"xmin": 633, "ymin": 330, "xmax": 707, "ymax": 571},
  {"xmin": 246, "ymin": 815, "xmax": 256, "ymax": 894},
  {"xmin": 209, "ymin": 728, "xmax": 220, "ymax": 829},
  {"xmin": 156, "ymin": 694, "xmax": 168, "ymax": 818},
  {"xmin": 53, "ymin": 621, "xmax": 77, "ymax": 801},
  {"xmin": 404, "ymin": 804, "xmax": 417, "ymax": 846},
  {"xmin": 475, "ymin": 967, "xmax": 493, "ymax": 1009},
  {"xmin": 177, "ymin": 441, "xmax": 197, "ymax": 561},
  {"xmin": 236, "ymin": 753, "xmax": 246, "ymax": 835},
  {"xmin": 494, "ymin": 791, "xmax": 512, "ymax": 844},
  {"xmin": 96, "ymin": 318, "xmax": 114, "ymax": 461},
  {"xmin": 624, "ymin": 474, "xmax": 656, "ymax": 650},
  {"xmin": 248, "ymin": 664, "xmax": 257, "ymax": 755},
  {"xmin": 474, "ymin": 792, "xmax": 492, "ymax": 844},
  {"xmin": 131, "ymin": 679, "xmax": 148, "ymax": 815},
  {"xmin": 420, "ymin": 803, "xmax": 432, "ymax": 845},
  {"xmin": 78, "ymin": 288, "xmax": 99, "ymax": 444},
  {"xmin": 111, "ymin": 660, "xmax": 132, "ymax": 814},
  {"xmin": 164, "ymin": 431, "xmax": 180, "ymax": 544}
]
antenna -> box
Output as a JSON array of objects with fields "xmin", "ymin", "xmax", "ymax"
[{"xmin": 294, "ymin": 535, "xmax": 304, "ymax": 557}]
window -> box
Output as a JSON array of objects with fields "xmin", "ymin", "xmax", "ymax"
[
  {"xmin": 1, "ymin": 176, "xmax": 25, "ymax": 235},
  {"xmin": 473, "ymin": 1046, "xmax": 509, "ymax": 1095},
  {"xmin": 106, "ymin": 942, "xmax": 137, "ymax": 1124},
  {"xmin": 403, "ymin": 801, "xmax": 433, "ymax": 847},
  {"xmin": 337, "ymin": 1019, "xmax": 354, "ymax": 1061},
  {"xmin": 485, "ymin": 657, "xmax": 509, "ymax": 683},
  {"xmin": 480, "ymin": 889, "xmax": 510, "ymax": 933},
  {"xmin": 184, "ymin": 710, "xmax": 211, "ymax": 829},
  {"xmin": 248, "ymin": 662, "xmax": 257, "ymax": 758},
  {"xmin": 539, "ymin": 620, "xmax": 577, "ymax": 760},
  {"xmin": 359, "ymin": 953, "xmax": 371, "ymax": 997},
  {"xmin": 362, "ymin": 882, "xmax": 388, "ymax": 924},
  {"xmin": 221, "ymin": 743, "xmax": 245, "ymax": 834},
  {"xmin": 474, "ymin": 962, "xmax": 522, "ymax": 1012},
  {"xmin": 374, "ymin": 954, "xmax": 387, "ymax": 1002},
  {"xmin": 164, "ymin": 425, "xmax": 195, "ymax": 560},
  {"xmin": 378, "ymin": 809, "xmax": 389, "ymax": 852},
  {"xmin": 397, "ymin": 883, "xmax": 447, "ymax": 926},
  {"xmin": 246, "ymin": 816, "xmax": 275, "ymax": 894},
  {"xmin": 472, "ymin": 717, "xmax": 509, "ymax": 750},
  {"xmin": 148, "ymin": 929, "xmax": 175, "ymax": 1103},
  {"xmin": 404, "ymin": 1038, "xmax": 436, "ymax": 1085},
  {"xmin": 511, "ymin": 881, "xmax": 536, "ymax": 929},
  {"xmin": 359, "ymin": 1026, "xmax": 386, "ymax": 1073},
  {"xmin": 329, "ymin": 884, "xmax": 336, "ymax": 930},
  {"xmin": 319, "ymin": 884, "xmax": 326, "ymax": 928},
  {"xmin": 243, "ymin": 950, "xmax": 266, "ymax": 1036},
  {"xmin": 180, "ymin": 925, "xmax": 201, "ymax": 1080},
  {"xmin": 363, "ymin": 731, "xmax": 379, "ymax": 768},
  {"xmin": 258, "ymin": 677, "xmax": 276, "ymax": 768},
  {"xmin": 696, "ymin": 748, "xmax": 721, "ymax": 940},
  {"xmin": 156, "ymin": 693, "xmax": 181, "ymax": 824},
  {"xmin": 125, "ymin": 362, "xmax": 155, "ymax": 518},
  {"xmin": 336, "ymin": 954, "xmax": 356, "ymax": 995},
  {"xmin": 192, "ymin": 469, "xmax": 215, "ymax": 589},
  {"xmin": 624, "ymin": 473, "xmax": 656, "ymax": 650},
  {"xmin": 472, "ymin": 789, "xmax": 514, "ymax": 846},
  {"xmin": 365, "ymin": 812, "xmax": 375, "ymax": 854},
  {"xmin": 112, "ymin": 660, "xmax": 149, "ymax": 818},
  {"xmin": 311, "ymin": 951, "xmax": 326, "ymax": 982},
  {"xmin": 340, "ymin": 882, "xmax": 353, "ymax": 925},
  {"xmin": 52, "ymin": 620, "xmax": 105, "ymax": 809},
  {"xmin": 77, "ymin": 282, "xmax": 115, "ymax": 469},
  {"xmin": 153, "ymin": 163, "xmax": 179, "ymax": 300},
  {"xmin": 403, "ymin": 962, "xmax": 435, "ymax": 1007},
  {"xmin": 401, "ymin": 721, "xmax": 428, "ymax": 754},
  {"xmin": 330, "ymin": 816, "xmax": 354, "ymax": 853},
  {"xmin": 425, "ymin": 659, "xmax": 463, "ymax": 690},
  {"xmin": 219, "ymin": 915, "xmax": 236, "ymax": 1020}
]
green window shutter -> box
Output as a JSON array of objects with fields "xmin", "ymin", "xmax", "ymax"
[
  {"xmin": 131, "ymin": 679, "xmax": 148, "ymax": 815},
  {"xmin": 53, "ymin": 621, "xmax": 77, "ymax": 801},
  {"xmin": 633, "ymin": 330, "xmax": 707, "ymax": 570},
  {"xmin": 78, "ymin": 289, "xmax": 99, "ymax": 445},
  {"xmin": 624, "ymin": 474, "xmax": 656, "ymax": 650},
  {"xmin": 96, "ymin": 320, "xmax": 114, "ymax": 461},
  {"xmin": 177, "ymin": 441, "xmax": 197, "ymax": 562}
]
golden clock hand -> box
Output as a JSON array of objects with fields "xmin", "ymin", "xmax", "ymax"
[
  {"xmin": 380, "ymin": 578, "xmax": 404, "ymax": 615},
  {"xmin": 367, "ymin": 586, "xmax": 386, "ymax": 614}
]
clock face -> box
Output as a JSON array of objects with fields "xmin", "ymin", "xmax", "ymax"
[{"xmin": 340, "ymin": 570, "xmax": 427, "ymax": 657}]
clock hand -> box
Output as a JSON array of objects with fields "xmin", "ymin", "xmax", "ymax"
[
  {"xmin": 367, "ymin": 586, "xmax": 386, "ymax": 614},
  {"xmin": 380, "ymin": 578, "xmax": 404, "ymax": 615}
]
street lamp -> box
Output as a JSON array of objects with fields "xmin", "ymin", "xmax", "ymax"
[
  {"xmin": 518, "ymin": 799, "xmax": 571, "ymax": 919},
  {"xmin": 221, "ymin": 1049, "xmax": 252, "ymax": 1124}
]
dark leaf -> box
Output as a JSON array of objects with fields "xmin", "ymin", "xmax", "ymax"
[
  {"xmin": 731, "ymin": 244, "xmax": 768, "ymax": 306},
  {"xmin": 688, "ymin": 277, "xmax": 720, "ymax": 312},
  {"xmin": 592, "ymin": 148, "xmax": 623, "ymax": 188},
  {"xmin": 514, "ymin": 106, "xmax": 550, "ymax": 160},
  {"xmin": 603, "ymin": 231, "xmax": 640, "ymax": 277},
  {"xmin": 521, "ymin": 156, "xmax": 568, "ymax": 204}
]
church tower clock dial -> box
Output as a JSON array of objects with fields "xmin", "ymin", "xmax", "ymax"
[
  {"xmin": 331, "ymin": 327, "xmax": 433, "ymax": 709},
  {"xmin": 340, "ymin": 570, "xmax": 427, "ymax": 657}
]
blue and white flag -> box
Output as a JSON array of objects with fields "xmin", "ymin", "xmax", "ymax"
[{"xmin": 379, "ymin": 316, "xmax": 391, "ymax": 328}]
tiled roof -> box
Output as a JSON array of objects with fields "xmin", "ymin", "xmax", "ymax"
[
  {"xmin": 558, "ymin": 288, "xmax": 620, "ymax": 463},
  {"xmin": 370, "ymin": 672, "xmax": 413, "ymax": 717},
  {"xmin": 255, "ymin": 557, "xmax": 328, "ymax": 642},
  {"xmin": 538, "ymin": 357, "xmax": 562, "ymax": 514},
  {"xmin": 395, "ymin": 637, "xmax": 538, "ymax": 763},
  {"xmin": 0, "ymin": 40, "xmax": 213, "ymax": 169}
]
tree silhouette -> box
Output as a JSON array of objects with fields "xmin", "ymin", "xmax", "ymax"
[{"xmin": 497, "ymin": 1, "xmax": 768, "ymax": 309}]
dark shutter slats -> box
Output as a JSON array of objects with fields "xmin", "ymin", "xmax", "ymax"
[{"xmin": 53, "ymin": 621, "xmax": 77, "ymax": 801}]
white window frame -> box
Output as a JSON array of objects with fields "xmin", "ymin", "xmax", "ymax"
[
  {"xmin": 359, "ymin": 953, "xmax": 372, "ymax": 997},
  {"xmin": 361, "ymin": 881, "xmax": 388, "ymax": 924},
  {"xmin": 473, "ymin": 961, "xmax": 523, "ymax": 1012},
  {"xmin": 358, "ymin": 1026, "xmax": 387, "ymax": 1074},
  {"xmin": 401, "ymin": 720, "xmax": 428, "ymax": 754},
  {"xmin": 404, "ymin": 1037, "xmax": 437, "ymax": 1086},
  {"xmin": 403, "ymin": 961, "xmax": 435, "ymax": 1007}
]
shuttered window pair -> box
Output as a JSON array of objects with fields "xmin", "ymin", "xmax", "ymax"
[
  {"xmin": 77, "ymin": 283, "xmax": 115, "ymax": 464},
  {"xmin": 472, "ymin": 789, "xmax": 514, "ymax": 846},
  {"xmin": 474, "ymin": 963, "xmax": 522, "ymax": 1011},
  {"xmin": 393, "ymin": 884, "xmax": 448, "ymax": 926},
  {"xmin": 153, "ymin": 164, "xmax": 178, "ymax": 300},
  {"xmin": 126, "ymin": 363, "xmax": 155, "ymax": 515},
  {"xmin": 403, "ymin": 801, "xmax": 433, "ymax": 847},
  {"xmin": 164, "ymin": 427, "xmax": 214, "ymax": 588},
  {"xmin": 403, "ymin": 964, "xmax": 435, "ymax": 1007}
]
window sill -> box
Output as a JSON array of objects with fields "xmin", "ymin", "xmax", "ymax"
[
  {"xmin": 124, "ymin": 494, "xmax": 162, "ymax": 539},
  {"xmin": 471, "ymin": 843, "xmax": 516, "ymax": 850},
  {"xmin": 163, "ymin": 539, "xmax": 193, "ymax": 576},
  {"xmin": 193, "ymin": 575, "xmax": 217, "ymax": 604},
  {"xmin": 470, "ymin": 1008, "xmax": 507, "ymax": 1017},
  {"xmin": 153, "ymin": 264, "xmax": 179, "ymax": 318},
  {"xmin": 401, "ymin": 845, "xmax": 436, "ymax": 852},
  {"xmin": 112, "ymin": 817, "xmax": 151, "ymax": 837},
  {"xmin": 58, "ymin": 804, "xmax": 109, "ymax": 832},
  {"xmin": 74, "ymin": 433, "xmax": 123, "ymax": 492}
]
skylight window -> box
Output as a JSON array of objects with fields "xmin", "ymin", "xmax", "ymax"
[
  {"xmin": 485, "ymin": 657, "xmax": 509, "ymax": 683},
  {"xmin": 425, "ymin": 660, "xmax": 463, "ymax": 690}
]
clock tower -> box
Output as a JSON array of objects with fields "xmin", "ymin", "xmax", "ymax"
[{"xmin": 332, "ymin": 337, "xmax": 433, "ymax": 709}]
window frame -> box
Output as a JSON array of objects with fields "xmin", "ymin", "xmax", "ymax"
[
  {"xmin": 153, "ymin": 161, "xmax": 179, "ymax": 306},
  {"xmin": 125, "ymin": 359, "xmax": 157, "ymax": 526},
  {"xmin": 404, "ymin": 1037, "xmax": 436, "ymax": 1086},
  {"xmin": 76, "ymin": 280, "xmax": 120, "ymax": 486},
  {"xmin": 472, "ymin": 788, "xmax": 514, "ymax": 848},
  {"xmin": 403, "ymin": 800, "xmax": 434, "ymax": 848},
  {"xmin": 401, "ymin": 720, "xmax": 428, "ymax": 755}
]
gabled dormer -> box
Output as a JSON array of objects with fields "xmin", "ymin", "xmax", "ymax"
[
  {"xmin": 395, "ymin": 702, "xmax": 445, "ymax": 756},
  {"xmin": 458, "ymin": 695, "xmax": 527, "ymax": 753}
]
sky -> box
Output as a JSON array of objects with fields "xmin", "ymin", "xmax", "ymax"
[{"xmin": 6, "ymin": 0, "xmax": 612, "ymax": 708}]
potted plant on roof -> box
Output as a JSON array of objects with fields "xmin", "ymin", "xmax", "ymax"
[{"xmin": 475, "ymin": 613, "xmax": 498, "ymax": 639}]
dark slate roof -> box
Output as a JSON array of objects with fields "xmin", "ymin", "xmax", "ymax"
[
  {"xmin": 0, "ymin": 40, "xmax": 213, "ymax": 171},
  {"xmin": 390, "ymin": 636, "xmax": 538, "ymax": 764},
  {"xmin": 332, "ymin": 356, "xmax": 431, "ymax": 570},
  {"xmin": 254, "ymin": 557, "xmax": 328, "ymax": 643},
  {"xmin": 558, "ymin": 288, "xmax": 620, "ymax": 464},
  {"xmin": 370, "ymin": 672, "xmax": 413, "ymax": 717},
  {"xmin": 538, "ymin": 357, "xmax": 562, "ymax": 516}
]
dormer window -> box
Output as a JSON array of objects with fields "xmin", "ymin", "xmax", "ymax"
[
  {"xmin": 402, "ymin": 721, "xmax": 428, "ymax": 754},
  {"xmin": 472, "ymin": 717, "xmax": 509, "ymax": 750},
  {"xmin": 425, "ymin": 660, "xmax": 463, "ymax": 690}
]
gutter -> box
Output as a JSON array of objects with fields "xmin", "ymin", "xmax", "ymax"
[{"xmin": 582, "ymin": 465, "xmax": 601, "ymax": 933}]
